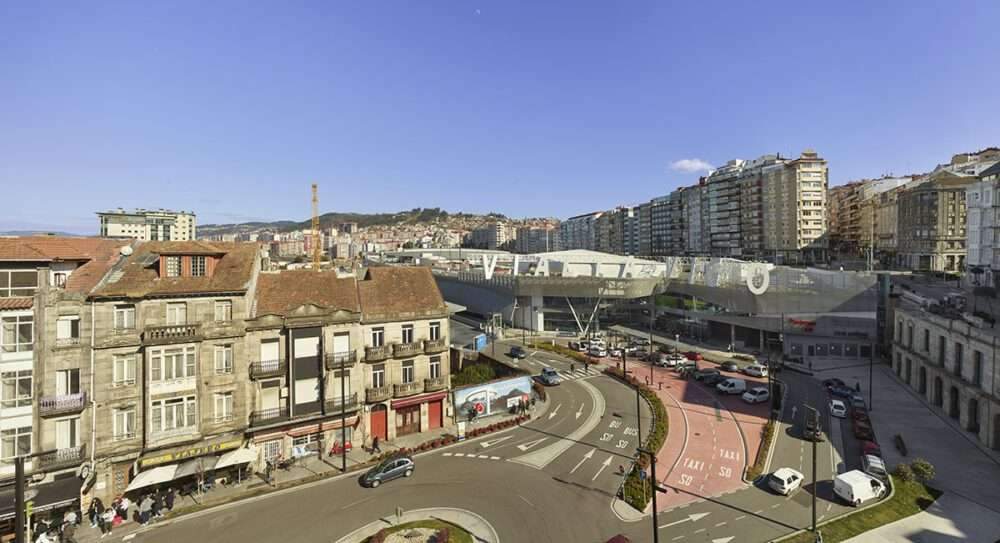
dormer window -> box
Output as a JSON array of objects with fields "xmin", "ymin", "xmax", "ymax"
[
  {"xmin": 191, "ymin": 256, "xmax": 206, "ymax": 277},
  {"xmin": 165, "ymin": 256, "xmax": 182, "ymax": 277},
  {"xmin": 159, "ymin": 254, "xmax": 217, "ymax": 278}
]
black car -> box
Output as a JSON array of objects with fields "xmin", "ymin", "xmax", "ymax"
[
  {"xmin": 822, "ymin": 378, "xmax": 846, "ymax": 390},
  {"xmin": 719, "ymin": 361, "xmax": 740, "ymax": 373},
  {"xmin": 509, "ymin": 346, "xmax": 528, "ymax": 359},
  {"xmin": 702, "ymin": 373, "xmax": 727, "ymax": 386},
  {"xmin": 362, "ymin": 456, "xmax": 415, "ymax": 488},
  {"xmin": 693, "ymin": 368, "xmax": 721, "ymax": 381}
]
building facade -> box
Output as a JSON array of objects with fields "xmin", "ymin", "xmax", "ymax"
[
  {"xmin": 897, "ymin": 171, "xmax": 974, "ymax": 272},
  {"xmin": 515, "ymin": 227, "xmax": 560, "ymax": 254},
  {"xmin": 966, "ymin": 162, "xmax": 1000, "ymax": 287},
  {"xmin": 761, "ymin": 150, "xmax": 829, "ymax": 264},
  {"xmin": 97, "ymin": 209, "xmax": 197, "ymax": 241},
  {"xmin": 559, "ymin": 212, "xmax": 603, "ymax": 251}
]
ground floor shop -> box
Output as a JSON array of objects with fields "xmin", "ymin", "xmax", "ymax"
[
  {"xmin": 250, "ymin": 414, "xmax": 361, "ymax": 468},
  {"xmin": 365, "ymin": 391, "xmax": 450, "ymax": 444}
]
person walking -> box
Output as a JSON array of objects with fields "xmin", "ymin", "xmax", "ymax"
[
  {"xmin": 138, "ymin": 495, "xmax": 153, "ymax": 525},
  {"xmin": 372, "ymin": 435, "xmax": 381, "ymax": 454},
  {"xmin": 116, "ymin": 496, "xmax": 130, "ymax": 523},
  {"xmin": 62, "ymin": 521, "xmax": 78, "ymax": 543},
  {"xmin": 100, "ymin": 508, "xmax": 115, "ymax": 538},
  {"xmin": 164, "ymin": 487, "xmax": 175, "ymax": 512},
  {"xmin": 152, "ymin": 491, "xmax": 163, "ymax": 518},
  {"xmin": 87, "ymin": 497, "xmax": 103, "ymax": 528}
]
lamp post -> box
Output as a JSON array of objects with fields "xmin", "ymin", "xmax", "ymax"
[
  {"xmin": 637, "ymin": 448, "xmax": 661, "ymax": 543},
  {"xmin": 805, "ymin": 405, "xmax": 820, "ymax": 534}
]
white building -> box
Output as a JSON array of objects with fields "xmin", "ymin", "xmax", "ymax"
[
  {"xmin": 559, "ymin": 212, "xmax": 603, "ymax": 251},
  {"xmin": 97, "ymin": 208, "xmax": 197, "ymax": 241},
  {"xmin": 967, "ymin": 162, "xmax": 1000, "ymax": 287}
]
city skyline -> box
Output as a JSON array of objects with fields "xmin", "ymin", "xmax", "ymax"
[{"xmin": 3, "ymin": 1, "xmax": 1000, "ymax": 233}]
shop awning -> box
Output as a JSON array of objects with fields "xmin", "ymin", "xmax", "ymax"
[
  {"xmin": 125, "ymin": 465, "xmax": 177, "ymax": 493},
  {"xmin": 0, "ymin": 476, "xmax": 81, "ymax": 521},
  {"xmin": 174, "ymin": 457, "xmax": 218, "ymax": 480},
  {"xmin": 391, "ymin": 390, "xmax": 447, "ymax": 410},
  {"xmin": 214, "ymin": 447, "xmax": 257, "ymax": 470}
]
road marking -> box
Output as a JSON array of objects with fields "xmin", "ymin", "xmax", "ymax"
[
  {"xmin": 715, "ymin": 521, "xmax": 727, "ymax": 527},
  {"xmin": 510, "ymin": 379, "xmax": 605, "ymax": 469},
  {"xmin": 442, "ymin": 452, "xmax": 453, "ymax": 457},
  {"xmin": 453, "ymin": 453, "xmax": 465, "ymax": 457},
  {"xmin": 123, "ymin": 535, "xmax": 136, "ymax": 542},
  {"xmin": 754, "ymin": 510, "xmax": 764, "ymax": 514},
  {"xmin": 711, "ymin": 538, "xmax": 735, "ymax": 543},
  {"xmin": 548, "ymin": 403, "xmax": 563, "ymax": 420},
  {"xmin": 479, "ymin": 436, "xmax": 513, "ymax": 448},
  {"xmin": 576, "ymin": 403, "xmax": 585, "ymax": 420},
  {"xmin": 694, "ymin": 528, "xmax": 705, "ymax": 534},
  {"xmin": 658, "ymin": 512, "xmax": 710, "ymax": 529},
  {"xmin": 819, "ymin": 514, "xmax": 826, "ymax": 521},
  {"xmin": 490, "ymin": 456, "xmax": 500, "ymax": 460},
  {"xmin": 771, "ymin": 503, "xmax": 780, "ymax": 509},
  {"xmin": 340, "ymin": 495, "xmax": 377, "ymax": 510},
  {"xmin": 570, "ymin": 448, "xmax": 595, "ymax": 474},
  {"xmin": 734, "ymin": 515, "xmax": 746, "ymax": 521},
  {"xmin": 519, "ymin": 494, "xmax": 536, "ymax": 508},
  {"xmin": 592, "ymin": 455, "xmax": 613, "ymax": 481},
  {"xmin": 826, "ymin": 503, "xmax": 832, "ymax": 512},
  {"xmin": 478, "ymin": 455, "xmax": 490, "ymax": 459},
  {"xmin": 672, "ymin": 537, "xmax": 685, "ymax": 541},
  {"xmin": 516, "ymin": 438, "xmax": 548, "ymax": 451}
]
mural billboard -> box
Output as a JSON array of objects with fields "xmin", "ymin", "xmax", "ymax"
[{"xmin": 452, "ymin": 375, "xmax": 532, "ymax": 419}]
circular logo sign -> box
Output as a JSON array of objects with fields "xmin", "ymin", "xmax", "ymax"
[
  {"xmin": 747, "ymin": 264, "xmax": 770, "ymax": 296},
  {"xmin": 474, "ymin": 402, "xmax": 485, "ymax": 413}
]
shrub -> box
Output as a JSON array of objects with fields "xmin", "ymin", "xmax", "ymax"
[
  {"xmin": 910, "ymin": 458, "xmax": 935, "ymax": 482},
  {"xmin": 893, "ymin": 463, "xmax": 915, "ymax": 482},
  {"xmin": 436, "ymin": 527, "xmax": 450, "ymax": 542},
  {"xmin": 370, "ymin": 528, "xmax": 388, "ymax": 543},
  {"xmin": 452, "ymin": 364, "xmax": 497, "ymax": 387}
]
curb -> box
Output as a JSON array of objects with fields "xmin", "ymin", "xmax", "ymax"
[
  {"xmin": 751, "ymin": 378, "xmax": 789, "ymax": 484},
  {"xmin": 335, "ymin": 507, "xmax": 500, "ymax": 543},
  {"xmin": 769, "ymin": 477, "xmax": 898, "ymax": 542}
]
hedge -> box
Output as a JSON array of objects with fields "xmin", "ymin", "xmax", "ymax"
[
  {"xmin": 530, "ymin": 341, "xmax": 594, "ymax": 365},
  {"xmin": 745, "ymin": 420, "xmax": 776, "ymax": 481}
]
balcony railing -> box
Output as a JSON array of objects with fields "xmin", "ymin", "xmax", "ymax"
[
  {"xmin": 424, "ymin": 375, "xmax": 449, "ymax": 392},
  {"xmin": 250, "ymin": 359, "xmax": 287, "ymax": 380},
  {"xmin": 39, "ymin": 392, "xmax": 87, "ymax": 417},
  {"xmin": 55, "ymin": 337, "xmax": 81, "ymax": 348},
  {"xmin": 325, "ymin": 351, "xmax": 357, "ymax": 370},
  {"xmin": 394, "ymin": 342, "xmax": 424, "ymax": 357},
  {"xmin": 325, "ymin": 392, "xmax": 359, "ymax": 413},
  {"xmin": 424, "ymin": 338, "xmax": 448, "ymax": 354},
  {"xmin": 365, "ymin": 345, "xmax": 393, "ymax": 363},
  {"xmin": 393, "ymin": 381, "xmax": 424, "ymax": 398},
  {"xmin": 250, "ymin": 406, "xmax": 291, "ymax": 427},
  {"xmin": 143, "ymin": 324, "xmax": 201, "ymax": 345},
  {"xmin": 34, "ymin": 445, "xmax": 86, "ymax": 471},
  {"xmin": 366, "ymin": 386, "xmax": 392, "ymax": 403}
]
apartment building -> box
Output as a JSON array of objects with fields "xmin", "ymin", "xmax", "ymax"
[
  {"xmin": 515, "ymin": 226, "xmax": 560, "ymax": 254},
  {"xmin": 638, "ymin": 202, "xmax": 652, "ymax": 256},
  {"xmin": 467, "ymin": 222, "xmax": 513, "ymax": 250},
  {"xmin": 682, "ymin": 185, "xmax": 706, "ymax": 255},
  {"xmin": 761, "ymin": 150, "xmax": 829, "ymax": 264},
  {"xmin": 97, "ymin": 209, "xmax": 196, "ymax": 241},
  {"xmin": 829, "ymin": 181, "xmax": 865, "ymax": 255},
  {"xmin": 897, "ymin": 170, "xmax": 975, "ymax": 272},
  {"xmin": 966, "ymin": 162, "xmax": 1000, "ymax": 287},
  {"xmin": 649, "ymin": 195, "xmax": 670, "ymax": 257},
  {"xmin": 559, "ymin": 212, "xmax": 603, "ymax": 251},
  {"xmin": 891, "ymin": 290, "xmax": 1000, "ymax": 451},
  {"xmin": 621, "ymin": 206, "xmax": 643, "ymax": 256},
  {"xmin": 706, "ymin": 160, "xmax": 745, "ymax": 257}
]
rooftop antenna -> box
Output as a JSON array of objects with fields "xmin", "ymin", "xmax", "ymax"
[{"xmin": 312, "ymin": 183, "xmax": 321, "ymax": 270}]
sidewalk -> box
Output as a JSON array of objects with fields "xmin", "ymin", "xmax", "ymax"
[
  {"xmin": 336, "ymin": 507, "xmax": 499, "ymax": 543},
  {"xmin": 842, "ymin": 492, "xmax": 1000, "ymax": 543}
]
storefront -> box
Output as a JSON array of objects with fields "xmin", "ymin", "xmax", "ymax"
[
  {"xmin": 250, "ymin": 415, "xmax": 360, "ymax": 466},
  {"xmin": 0, "ymin": 475, "xmax": 81, "ymax": 540},
  {"xmin": 125, "ymin": 435, "xmax": 254, "ymax": 497}
]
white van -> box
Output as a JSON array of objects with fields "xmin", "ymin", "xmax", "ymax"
[
  {"xmin": 716, "ymin": 378, "xmax": 747, "ymax": 395},
  {"xmin": 834, "ymin": 470, "xmax": 886, "ymax": 506}
]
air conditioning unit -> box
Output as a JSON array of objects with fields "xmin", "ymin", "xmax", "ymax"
[{"xmin": 280, "ymin": 387, "xmax": 288, "ymax": 398}]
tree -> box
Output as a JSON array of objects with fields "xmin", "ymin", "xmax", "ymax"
[
  {"xmin": 892, "ymin": 463, "xmax": 914, "ymax": 482},
  {"xmin": 910, "ymin": 458, "xmax": 935, "ymax": 482}
]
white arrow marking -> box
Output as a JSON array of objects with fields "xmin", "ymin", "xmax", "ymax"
[
  {"xmin": 592, "ymin": 455, "xmax": 613, "ymax": 481},
  {"xmin": 516, "ymin": 437, "xmax": 548, "ymax": 451},
  {"xmin": 570, "ymin": 448, "xmax": 595, "ymax": 474},
  {"xmin": 658, "ymin": 512, "xmax": 711, "ymax": 529},
  {"xmin": 548, "ymin": 403, "xmax": 563, "ymax": 420},
  {"xmin": 711, "ymin": 538, "xmax": 734, "ymax": 543},
  {"xmin": 479, "ymin": 436, "xmax": 513, "ymax": 449},
  {"xmin": 791, "ymin": 405, "xmax": 798, "ymax": 421},
  {"xmin": 575, "ymin": 403, "xmax": 584, "ymax": 420}
]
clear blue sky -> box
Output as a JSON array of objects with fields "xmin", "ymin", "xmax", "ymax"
[{"xmin": 3, "ymin": 1, "xmax": 999, "ymax": 233}]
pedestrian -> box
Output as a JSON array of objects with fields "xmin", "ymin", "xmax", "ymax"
[
  {"xmin": 100, "ymin": 508, "xmax": 115, "ymax": 538},
  {"xmin": 570, "ymin": 362, "xmax": 575, "ymax": 373},
  {"xmin": 372, "ymin": 435, "xmax": 381, "ymax": 454},
  {"xmin": 62, "ymin": 521, "xmax": 78, "ymax": 543},
  {"xmin": 138, "ymin": 495, "xmax": 153, "ymax": 525},
  {"xmin": 116, "ymin": 496, "xmax": 130, "ymax": 522},
  {"xmin": 165, "ymin": 487, "xmax": 175, "ymax": 512},
  {"xmin": 88, "ymin": 497, "xmax": 104, "ymax": 528},
  {"xmin": 63, "ymin": 507, "xmax": 78, "ymax": 527},
  {"xmin": 153, "ymin": 491, "xmax": 163, "ymax": 518}
]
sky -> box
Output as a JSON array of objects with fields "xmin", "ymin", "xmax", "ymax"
[{"xmin": 2, "ymin": 1, "xmax": 1000, "ymax": 233}]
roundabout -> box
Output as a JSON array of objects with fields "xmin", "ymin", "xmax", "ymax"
[{"xmin": 336, "ymin": 507, "xmax": 497, "ymax": 543}]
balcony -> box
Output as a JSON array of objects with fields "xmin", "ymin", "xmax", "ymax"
[
  {"xmin": 39, "ymin": 392, "xmax": 87, "ymax": 417},
  {"xmin": 54, "ymin": 337, "xmax": 81, "ymax": 348},
  {"xmin": 366, "ymin": 385, "xmax": 392, "ymax": 403},
  {"xmin": 393, "ymin": 342, "xmax": 423, "ymax": 358},
  {"xmin": 250, "ymin": 406, "xmax": 291, "ymax": 427},
  {"xmin": 424, "ymin": 376, "xmax": 449, "ymax": 392},
  {"xmin": 34, "ymin": 445, "xmax": 86, "ymax": 471},
  {"xmin": 143, "ymin": 324, "xmax": 201, "ymax": 346},
  {"xmin": 325, "ymin": 351, "xmax": 358, "ymax": 370},
  {"xmin": 250, "ymin": 359, "xmax": 287, "ymax": 380},
  {"xmin": 325, "ymin": 392, "xmax": 359, "ymax": 413},
  {"xmin": 393, "ymin": 381, "xmax": 424, "ymax": 398},
  {"xmin": 424, "ymin": 338, "xmax": 448, "ymax": 354},
  {"xmin": 365, "ymin": 345, "xmax": 393, "ymax": 363}
]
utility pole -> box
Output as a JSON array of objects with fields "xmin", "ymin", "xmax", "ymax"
[
  {"xmin": 15, "ymin": 456, "xmax": 24, "ymax": 543},
  {"xmin": 311, "ymin": 183, "xmax": 321, "ymax": 270},
  {"xmin": 806, "ymin": 405, "xmax": 820, "ymax": 534},
  {"xmin": 340, "ymin": 352, "xmax": 348, "ymax": 472},
  {"xmin": 869, "ymin": 342, "xmax": 874, "ymax": 412},
  {"xmin": 638, "ymin": 448, "xmax": 660, "ymax": 543}
]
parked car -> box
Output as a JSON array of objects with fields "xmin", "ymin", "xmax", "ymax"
[
  {"xmin": 362, "ymin": 456, "xmax": 414, "ymax": 488},
  {"xmin": 716, "ymin": 378, "xmax": 747, "ymax": 395},
  {"xmin": 834, "ymin": 470, "xmax": 886, "ymax": 506},
  {"xmin": 829, "ymin": 385, "xmax": 855, "ymax": 399},
  {"xmin": 702, "ymin": 373, "xmax": 727, "ymax": 386},
  {"xmin": 768, "ymin": 467, "xmax": 804, "ymax": 496},
  {"xmin": 851, "ymin": 394, "xmax": 867, "ymax": 409},
  {"xmin": 719, "ymin": 361, "xmax": 740, "ymax": 373},
  {"xmin": 634, "ymin": 349, "xmax": 649, "ymax": 360},
  {"xmin": 568, "ymin": 341, "xmax": 580, "ymax": 350},
  {"xmin": 860, "ymin": 440, "xmax": 882, "ymax": 457},
  {"xmin": 588, "ymin": 346, "xmax": 608, "ymax": 358},
  {"xmin": 508, "ymin": 346, "xmax": 528, "ymax": 359},
  {"xmin": 609, "ymin": 348, "xmax": 623, "ymax": 358},
  {"xmin": 684, "ymin": 351, "xmax": 703, "ymax": 361},
  {"xmin": 743, "ymin": 363, "xmax": 768, "ymax": 377},
  {"xmin": 822, "ymin": 378, "xmax": 846, "ymax": 390},
  {"xmin": 861, "ymin": 454, "xmax": 889, "ymax": 482},
  {"xmin": 576, "ymin": 342, "xmax": 589, "ymax": 352},
  {"xmin": 804, "ymin": 414, "xmax": 824, "ymax": 441},
  {"xmin": 852, "ymin": 420, "xmax": 874, "ymax": 441},
  {"xmin": 742, "ymin": 387, "xmax": 770, "ymax": 404},
  {"xmin": 674, "ymin": 360, "xmax": 698, "ymax": 373},
  {"xmin": 693, "ymin": 368, "xmax": 721, "ymax": 381},
  {"xmin": 539, "ymin": 367, "xmax": 562, "ymax": 386},
  {"xmin": 851, "ymin": 407, "xmax": 870, "ymax": 423},
  {"xmin": 829, "ymin": 399, "xmax": 848, "ymax": 418}
]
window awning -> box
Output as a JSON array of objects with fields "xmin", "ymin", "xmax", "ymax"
[
  {"xmin": 214, "ymin": 447, "xmax": 257, "ymax": 470},
  {"xmin": 125, "ymin": 465, "xmax": 177, "ymax": 493},
  {"xmin": 391, "ymin": 390, "xmax": 447, "ymax": 410},
  {"xmin": 0, "ymin": 476, "xmax": 81, "ymax": 521},
  {"xmin": 174, "ymin": 456, "xmax": 219, "ymax": 480}
]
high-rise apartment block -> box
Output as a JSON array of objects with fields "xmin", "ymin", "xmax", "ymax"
[
  {"xmin": 97, "ymin": 208, "xmax": 196, "ymax": 241},
  {"xmin": 515, "ymin": 226, "xmax": 560, "ymax": 254},
  {"xmin": 559, "ymin": 212, "xmax": 603, "ymax": 251},
  {"xmin": 466, "ymin": 221, "xmax": 514, "ymax": 250}
]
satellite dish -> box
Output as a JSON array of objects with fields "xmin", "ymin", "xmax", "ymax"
[{"xmin": 120, "ymin": 246, "xmax": 134, "ymax": 256}]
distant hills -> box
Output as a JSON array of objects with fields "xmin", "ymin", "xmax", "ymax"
[
  {"xmin": 198, "ymin": 208, "xmax": 509, "ymax": 237},
  {"xmin": 0, "ymin": 230, "xmax": 79, "ymax": 237}
]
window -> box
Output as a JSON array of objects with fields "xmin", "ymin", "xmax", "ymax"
[
  {"xmin": 906, "ymin": 323, "xmax": 913, "ymax": 348},
  {"xmin": 0, "ymin": 270, "xmax": 37, "ymax": 297},
  {"xmin": 1, "ymin": 315, "xmax": 32, "ymax": 352},
  {"xmin": 1, "ymin": 427, "xmax": 31, "ymax": 461},
  {"xmin": 214, "ymin": 345, "xmax": 233, "ymax": 374},
  {"xmin": 53, "ymin": 272, "xmax": 67, "ymax": 288},
  {"xmin": 401, "ymin": 324, "xmax": 414, "ymax": 344},
  {"xmin": 923, "ymin": 329, "xmax": 930, "ymax": 352},
  {"xmin": 262, "ymin": 440, "xmax": 282, "ymax": 461},
  {"xmin": 370, "ymin": 327, "xmax": 384, "ymax": 347},
  {"xmin": 55, "ymin": 417, "xmax": 80, "ymax": 449},
  {"xmin": 372, "ymin": 364, "xmax": 385, "ymax": 388},
  {"xmin": 166, "ymin": 303, "xmax": 187, "ymax": 325},
  {"xmin": 114, "ymin": 305, "xmax": 136, "ymax": 330},
  {"xmin": 429, "ymin": 356, "xmax": 441, "ymax": 379},
  {"xmin": 939, "ymin": 336, "xmax": 946, "ymax": 365},
  {"xmin": 214, "ymin": 300, "xmax": 232, "ymax": 322},
  {"xmin": 113, "ymin": 407, "xmax": 136, "ymax": 441},
  {"xmin": 292, "ymin": 433, "xmax": 319, "ymax": 451},
  {"xmin": 165, "ymin": 256, "xmax": 182, "ymax": 277},
  {"xmin": 56, "ymin": 316, "xmax": 80, "ymax": 342},
  {"xmin": 402, "ymin": 360, "xmax": 414, "ymax": 384},
  {"xmin": 113, "ymin": 354, "xmax": 137, "ymax": 386},
  {"xmin": 149, "ymin": 346, "xmax": 196, "ymax": 382},
  {"xmin": 430, "ymin": 322, "xmax": 441, "ymax": 341},
  {"xmin": 214, "ymin": 392, "xmax": 233, "ymax": 422},
  {"xmin": 191, "ymin": 256, "xmax": 207, "ymax": 277},
  {"xmin": 1, "ymin": 370, "xmax": 32, "ymax": 408},
  {"xmin": 973, "ymin": 350, "xmax": 983, "ymax": 387},
  {"xmin": 55, "ymin": 369, "xmax": 81, "ymax": 395},
  {"xmin": 150, "ymin": 396, "xmax": 197, "ymax": 432},
  {"xmin": 954, "ymin": 342, "xmax": 964, "ymax": 377}
]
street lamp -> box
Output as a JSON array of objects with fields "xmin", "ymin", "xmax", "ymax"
[
  {"xmin": 637, "ymin": 448, "xmax": 662, "ymax": 543},
  {"xmin": 805, "ymin": 405, "xmax": 820, "ymax": 534}
]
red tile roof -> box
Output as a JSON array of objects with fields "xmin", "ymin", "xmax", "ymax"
[
  {"xmin": 255, "ymin": 271, "xmax": 360, "ymax": 316},
  {"xmin": 358, "ymin": 267, "xmax": 447, "ymax": 322},
  {"xmin": 0, "ymin": 237, "xmax": 130, "ymax": 295},
  {"xmin": 0, "ymin": 297, "xmax": 34, "ymax": 310}
]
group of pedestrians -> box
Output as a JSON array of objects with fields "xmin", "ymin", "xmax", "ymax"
[
  {"xmin": 31, "ymin": 503, "xmax": 81, "ymax": 543},
  {"xmin": 83, "ymin": 487, "xmax": 175, "ymax": 538}
]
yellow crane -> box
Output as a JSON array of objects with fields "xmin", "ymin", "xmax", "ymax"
[{"xmin": 312, "ymin": 183, "xmax": 321, "ymax": 270}]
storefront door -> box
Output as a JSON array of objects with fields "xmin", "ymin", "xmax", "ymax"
[
  {"xmin": 396, "ymin": 405, "xmax": 420, "ymax": 437},
  {"xmin": 371, "ymin": 405, "xmax": 388, "ymax": 441},
  {"xmin": 427, "ymin": 400, "xmax": 442, "ymax": 430}
]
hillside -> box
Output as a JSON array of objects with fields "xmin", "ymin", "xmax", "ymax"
[{"xmin": 198, "ymin": 208, "xmax": 508, "ymax": 237}]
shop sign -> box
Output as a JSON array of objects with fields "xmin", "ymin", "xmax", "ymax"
[{"xmin": 140, "ymin": 439, "xmax": 242, "ymax": 468}]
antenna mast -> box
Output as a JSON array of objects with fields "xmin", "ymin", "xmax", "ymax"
[{"xmin": 312, "ymin": 183, "xmax": 321, "ymax": 270}]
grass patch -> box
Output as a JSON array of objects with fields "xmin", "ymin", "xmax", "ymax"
[
  {"xmin": 745, "ymin": 420, "xmax": 776, "ymax": 482},
  {"xmin": 366, "ymin": 519, "xmax": 474, "ymax": 543},
  {"xmin": 780, "ymin": 477, "xmax": 942, "ymax": 543},
  {"xmin": 530, "ymin": 341, "xmax": 593, "ymax": 365}
]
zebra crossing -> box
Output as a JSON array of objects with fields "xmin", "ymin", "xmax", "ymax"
[{"xmin": 554, "ymin": 366, "xmax": 601, "ymax": 381}]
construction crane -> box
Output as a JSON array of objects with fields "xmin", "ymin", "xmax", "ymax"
[{"xmin": 311, "ymin": 183, "xmax": 321, "ymax": 270}]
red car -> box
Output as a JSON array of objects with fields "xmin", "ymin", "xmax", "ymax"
[
  {"xmin": 853, "ymin": 420, "xmax": 874, "ymax": 441},
  {"xmin": 852, "ymin": 408, "xmax": 870, "ymax": 423},
  {"xmin": 860, "ymin": 440, "xmax": 881, "ymax": 457},
  {"xmin": 684, "ymin": 351, "xmax": 703, "ymax": 361}
]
